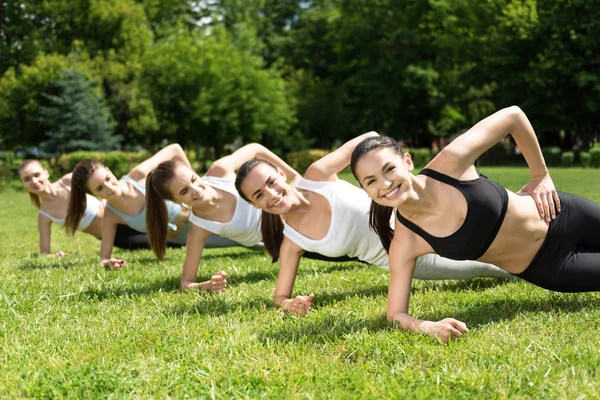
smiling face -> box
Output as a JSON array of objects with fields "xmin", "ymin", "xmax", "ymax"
[
  {"xmin": 354, "ymin": 147, "xmax": 415, "ymax": 208},
  {"xmin": 239, "ymin": 163, "xmax": 291, "ymax": 214},
  {"xmin": 19, "ymin": 161, "xmax": 50, "ymax": 194},
  {"xmin": 85, "ymin": 167, "xmax": 121, "ymax": 199},
  {"xmin": 166, "ymin": 165, "xmax": 210, "ymax": 207}
]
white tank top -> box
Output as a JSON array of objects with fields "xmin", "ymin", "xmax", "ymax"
[
  {"xmin": 38, "ymin": 181, "xmax": 100, "ymax": 231},
  {"xmin": 188, "ymin": 176, "xmax": 262, "ymax": 247},
  {"xmin": 283, "ymin": 179, "xmax": 389, "ymax": 269}
]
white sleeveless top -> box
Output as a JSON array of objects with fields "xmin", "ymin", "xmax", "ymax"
[
  {"xmin": 38, "ymin": 181, "xmax": 100, "ymax": 231},
  {"xmin": 283, "ymin": 178, "xmax": 389, "ymax": 269},
  {"xmin": 188, "ymin": 176, "xmax": 262, "ymax": 247}
]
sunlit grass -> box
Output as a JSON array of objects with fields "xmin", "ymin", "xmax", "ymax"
[{"xmin": 1, "ymin": 167, "xmax": 599, "ymax": 398}]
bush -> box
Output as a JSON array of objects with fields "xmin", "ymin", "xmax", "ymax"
[
  {"xmin": 560, "ymin": 151, "xmax": 574, "ymax": 167},
  {"xmin": 55, "ymin": 151, "xmax": 149, "ymax": 176},
  {"xmin": 104, "ymin": 151, "xmax": 135, "ymax": 177},
  {"xmin": 580, "ymin": 152, "xmax": 591, "ymax": 168},
  {"xmin": 287, "ymin": 149, "xmax": 330, "ymax": 173},
  {"xmin": 589, "ymin": 148, "xmax": 600, "ymax": 168},
  {"xmin": 407, "ymin": 148, "xmax": 432, "ymax": 167},
  {"xmin": 477, "ymin": 142, "xmax": 512, "ymax": 165},
  {"xmin": 0, "ymin": 151, "xmax": 15, "ymax": 183},
  {"xmin": 541, "ymin": 147, "xmax": 561, "ymax": 167}
]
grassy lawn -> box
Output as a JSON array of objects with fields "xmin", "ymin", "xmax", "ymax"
[{"xmin": 1, "ymin": 167, "xmax": 600, "ymax": 398}]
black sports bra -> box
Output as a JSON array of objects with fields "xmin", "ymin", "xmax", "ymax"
[{"xmin": 396, "ymin": 168, "xmax": 509, "ymax": 260}]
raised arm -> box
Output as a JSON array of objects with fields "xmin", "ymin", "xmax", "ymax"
[
  {"xmin": 274, "ymin": 237, "xmax": 314, "ymax": 314},
  {"xmin": 128, "ymin": 144, "xmax": 192, "ymax": 182},
  {"xmin": 387, "ymin": 233, "xmax": 468, "ymax": 343},
  {"xmin": 99, "ymin": 209, "xmax": 127, "ymax": 269},
  {"xmin": 441, "ymin": 106, "xmax": 546, "ymax": 175},
  {"xmin": 440, "ymin": 106, "xmax": 559, "ymax": 221},
  {"xmin": 305, "ymin": 131, "xmax": 379, "ymax": 182},
  {"xmin": 207, "ymin": 143, "xmax": 301, "ymax": 183},
  {"xmin": 59, "ymin": 173, "xmax": 73, "ymax": 186}
]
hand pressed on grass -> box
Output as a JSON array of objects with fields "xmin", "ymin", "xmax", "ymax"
[{"xmin": 282, "ymin": 293, "xmax": 314, "ymax": 315}]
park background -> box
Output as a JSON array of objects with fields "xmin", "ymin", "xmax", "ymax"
[{"xmin": 1, "ymin": 0, "xmax": 600, "ymax": 398}]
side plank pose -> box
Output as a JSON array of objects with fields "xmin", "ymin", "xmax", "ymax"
[
  {"xmin": 65, "ymin": 144, "xmax": 236, "ymax": 271},
  {"xmin": 350, "ymin": 106, "xmax": 600, "ymax": 343},
  {"xmin": 17, "ymin": 159, "xmax": 148, "ymax": 256},
  {"xmin": 145, "ymin": 143, "xmax": 302, "ymax": 291},
  {"xmin": 235, "ymin": 133, "xmax": 511, "ymax": 315}
]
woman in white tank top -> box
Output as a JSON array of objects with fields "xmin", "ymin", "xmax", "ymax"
[
  {"xmin": 65, "ymin": 144, "xmax": 201, "ymax": 270},
  {"xmin": 235, "ymin": 132, "xmax": 511, "ymax": 315},
  {"xmin": 145, "ymin": 143, "xmax": 300, "ymax": 292},
  {"xmin": 18, "ymin": 159, "xmax": 104, "ymax": 257}
]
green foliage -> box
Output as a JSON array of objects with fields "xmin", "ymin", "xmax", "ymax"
[
  {"xmin": 54, "ymin": 151, "xmax": 148, "ymax": 177},
  {"xmin": 589, "ymin": 148, "xmax": 600, "ymax": 168},
  {"xmin": 580, "ymin": 151, "xmax": 591, "ymax": 168},
  {"xmin": 560, "ymin": 151, "xmax": 574, "ymax": 167},
  {"xmin": 1, "ymin": 0, "xmax": 600, "ymax": 157},
  {"xmin": 39, "ymin": 69, "xmax": 119, "ymax": 154},
  {"xmin": 142, "ymin": 26, "xmax": 294, "ymax": 155},
  {"xmin": 286, "ymin": 149, "xmax": 330, "ymax": 173},
  {"xmin": 477, "ymin": 142, "xmax": 512, "ymax": 166},
  {"xmin": 541, "ymin": 147, "xmax": 561, "ymax": 167},
  {"xmin": 406, "ymin": 148, "xmax": 432, "ymax": 168}
]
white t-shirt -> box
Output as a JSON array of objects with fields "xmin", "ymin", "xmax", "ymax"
[
  {"xmin": 188, "ymin": 177, "xmax": 262, "ymax": 247},
  {"xmin": 283, "ymin": 178, "xmax": 390, "ymax": 269}
]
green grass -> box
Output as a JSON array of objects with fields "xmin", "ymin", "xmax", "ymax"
[{"xmin": 1, "ymin": 167, "xmax": 600, "ymax": 398}]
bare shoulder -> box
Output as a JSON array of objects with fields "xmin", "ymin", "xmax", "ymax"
[
  {"xmin": 188, "ymin": 223, "xmax": 215, "ymax": 240},
  {"xmin": 281, "ymin": 235, "xmax": 304, "ymax": 255},
  {"xmin": 59, "ymin": 173, "xmax": 72, "ymax": 186},
  {"xmin": 423, "ymin": 152, "xmax": 478, "ymax": 180},
  {"xmin": 389, "ymin": 218, "xmax": 431, "ymax": 262}
]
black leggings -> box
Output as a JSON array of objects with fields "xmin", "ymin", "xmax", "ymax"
[
  {"xmin": 515, "ymin": 192, "xmax": 600, "ymax": 292},
  {"xmin": 112, "ymin": 225, "xmax": 245, "ymax": 251}
]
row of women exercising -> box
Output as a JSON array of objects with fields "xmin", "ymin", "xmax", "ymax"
[{"xmin": 18, "ymin": 107, "xmax": 600, "ymax": 342}]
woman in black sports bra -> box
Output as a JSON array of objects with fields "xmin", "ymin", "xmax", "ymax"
[{"xmin": 351, "ymin": 106, "xmax": 600, "ymax": 343}]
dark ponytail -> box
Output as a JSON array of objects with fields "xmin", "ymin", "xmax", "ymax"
[
  {"xmin": 65, "ymin": 159, "xmax": 104, "ymax": 236},
  {"xmin": 235, "ymin": 158, "xmax": 283, "ymax": 262},
  {"xmin": 369, "ymin": 201, "xmax": 394, "ymax": 253},
  {"xmin": 145, "ymin": 160, "xmax": 179, "ymax": 261},
  {"xmin": 350, "ymin": 136, "xmax": 404, "ymax": 253},
  {"xmin": 261, "ymin": 211, "xmax": 284, "ymax": 262}
]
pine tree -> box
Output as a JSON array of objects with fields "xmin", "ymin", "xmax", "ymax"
[{"xmin": 39, "ymin": 69, "xmax": 119, "ymax": 154}]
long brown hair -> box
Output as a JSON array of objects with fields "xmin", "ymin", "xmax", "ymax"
[
  {"xmin": 235, "ymin": 158, "xmax": 284, "ymax": 262},
  {"xmin": 145, "ymin": 160, "xmax": 180, "ymax": 260},
  {"xmin": 17, "ymin": 159, "xmax": 43, "ymax": 208},
  {"xmin": 350, "ymin": 136, "xmax": 404, "ymax": 253},
  {"xmin": 65, "ymin": 159, "xmax": 104, "ymax": 235}
]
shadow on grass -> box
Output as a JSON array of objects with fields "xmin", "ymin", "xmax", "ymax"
[
  {"xmin": 258, "ymin": 313, "xmax": 389, "ymax": 344},
  {"xmin": 415, "ymin": 277, "xmax": 515, "ymax": 293},
  {"xmin": 201, "ymin": 249, "xmax": 264, "ymax": 262},
  {"xmin": 79, "ymin": 269, "xmax": 277, "ymax": 301},
  {"xmin": 18, "ymin": 259, "xmax": 84, "ymax": 270},
  {"xmin": 82, "ymin": 276, "xmax": 182, "ymax": 300},
  {"xmin": 166, "ymin": 295, "xmax": 272, "ymax": 317},
  {"xmin": 422, "ymin": 292, "xmax": 600, "ymax": 328}
]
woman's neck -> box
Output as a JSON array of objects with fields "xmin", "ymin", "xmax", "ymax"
[
  {"xmin": 36, "ymin": 181, "xmax": 61, "ymax": 204},
  {"xmin": 281, "ymin": 187, "xmax": 312, "ymax": 224},
  {"xmin": 395, "ymin": 175, "xmax": 439, "ymax": 220},
  {"xmin": 191, "ymin": 186, "xmax": 229, "ymax": 219},
  {"xmin": 107, "ymin": 180, "xmax": 143, "ymax": 210}
]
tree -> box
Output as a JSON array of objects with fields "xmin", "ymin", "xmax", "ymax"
[
  {"xmin": 39, "ymin": 68, "xmax": 119, "ymax": 154},
  {"xmin": 142, "ymin": 26, "xmax": 295, "ymax": 156}
]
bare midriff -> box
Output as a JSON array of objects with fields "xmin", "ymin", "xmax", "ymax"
[{"xmin": 477, "ymin": 191, "xmax": 549, "ymax": 274}]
